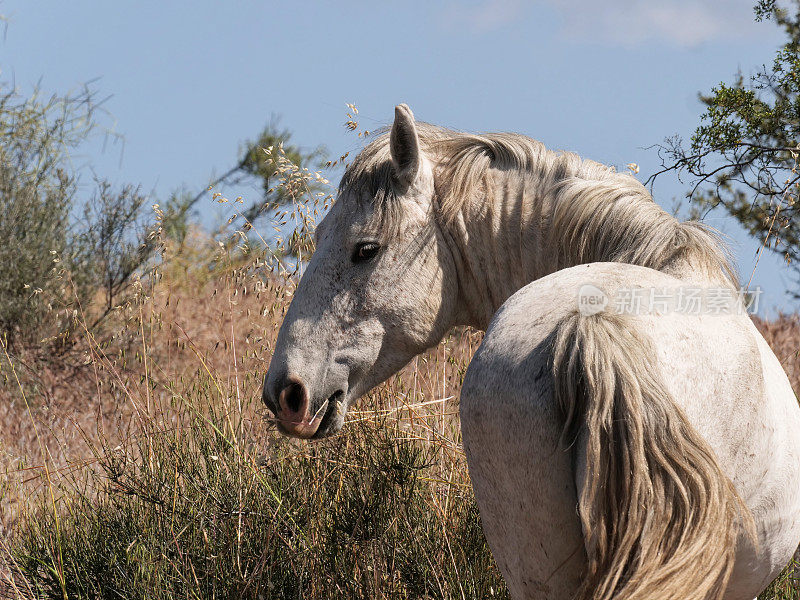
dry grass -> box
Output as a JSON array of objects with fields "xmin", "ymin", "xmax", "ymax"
[{"xmin": 754, "ymin": 314, "xmax": 800, "ymax": 391}]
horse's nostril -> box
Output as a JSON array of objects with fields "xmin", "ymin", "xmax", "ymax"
[
  {"xmin": 277, "ymin": 376, "xmax": 309, "ymax": 420},
  {"xmin": 283, "ymin": 381, "xmax": 305, "ymax": 414}
]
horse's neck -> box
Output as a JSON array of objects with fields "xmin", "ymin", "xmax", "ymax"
[
  {"xmin": 444, "ymin": 166, "xmax": 731, "ymax": 330},
  {"xmin": 444, "ymin": 168, "xmax": 551, "ymax": 329}
]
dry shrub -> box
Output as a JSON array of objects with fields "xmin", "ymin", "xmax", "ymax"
[{"xmin": 754, "ymin": 314, "xmax": 800, "ymax": 392}]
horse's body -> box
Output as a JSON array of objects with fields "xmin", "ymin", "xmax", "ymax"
[
  {"xmin": 463, "ymin": 262, "xmax": 800, "ymax": 599},
  {"xmin": 263, "ymin": 105, "xmax": 800, "ymax": 599}
]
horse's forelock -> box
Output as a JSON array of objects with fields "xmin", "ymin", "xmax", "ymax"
[{"xmin": 338, "ymin": 143, "xmax": 402, "ymax": 238}]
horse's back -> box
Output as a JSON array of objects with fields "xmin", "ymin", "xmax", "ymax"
[{"xmin": 461, "ymin": 262, "xmax": 800, "ymax": 600}]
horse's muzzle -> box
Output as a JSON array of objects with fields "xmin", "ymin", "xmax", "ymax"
[{"xmin": 264, "ymin": 374, "xmax": 344, "ymax": 439}]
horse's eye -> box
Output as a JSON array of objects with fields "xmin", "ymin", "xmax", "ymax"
[{"xmin": 352, "ymin": 242, "xmax": 380, "ymax": 264}]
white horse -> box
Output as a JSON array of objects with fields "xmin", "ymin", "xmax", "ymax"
[{"xmin": 263, "ymin": 104, "xmax": 800, "ymax": 600}]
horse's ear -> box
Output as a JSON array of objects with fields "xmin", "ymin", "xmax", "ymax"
[{"xmin": 390, "ymin": 104, "xmax": 421, "ymax": 189}]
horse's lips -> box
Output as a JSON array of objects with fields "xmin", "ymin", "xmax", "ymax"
[
  {"xmin": 312, "ymin": 391, "xmax": 344, "ymax": 437},
  {"xmin": 276, "ymin": 399, "xmax": 329, "ymax": 437},
  {"xmin": 269, "ymin": 390, "xmax": 344, "ymax": 438}
]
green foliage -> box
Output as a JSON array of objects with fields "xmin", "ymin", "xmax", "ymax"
[
  {"xmin": 759, "ymin": 556, "xmax": 800, "ymax": 600},
  {"xmin": 651, "ymin": 1, "xmax": 800, "ymax": 284},
  {"xmin": 78, "ymin": 181, "xmax": 155, "ymax": 319},
  {"xmin": 156, "ymin": 190, "xmax": 197, "ymax": 251},
  {"xmin": 0, "ymin": 71, "xmax": 324, "ymax": 353},
  {"xmin": 0, "ymin": 78, "xmax": 170, "ymax": 352},
  {"xmin": 182, "ymin": 122, "xmax": 327, "ymax": 230},
  {"xmin": 0, "ymin": 82, "xmax": 138, "ymax": 349}
]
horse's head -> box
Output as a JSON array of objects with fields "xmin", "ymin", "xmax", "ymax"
[{"xmin": 262, "ymin": 105, "xmax": 460, "ymax": 438}]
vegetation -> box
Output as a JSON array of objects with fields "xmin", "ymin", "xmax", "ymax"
[
  {"xmin": 651, "ymin": 0, "xmax": 800, "ymax": 288},
  {"xmin": 171, "ymin": 121, "xmax": 327, "ymax": 249},
  {"xmin": 10, "ymin": 376, "xmax": 500, "ymax": 599},
  {"xmin": 0, "ymin": 82, "xmax": 152, "ymax": 350}
]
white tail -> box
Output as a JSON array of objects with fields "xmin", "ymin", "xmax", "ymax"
[{"xmin": 552, "ymin": 310, "xmax": 753, "ymax": 600}]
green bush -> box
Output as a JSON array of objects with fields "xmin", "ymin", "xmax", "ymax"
[
  {"xmin": 0, "ymin": 83, "xmax": 157, "ymax": 351},
  {"xmin": 0, "ymin": 85, "xmax": 85, "ymax": 347},
  {"xmin": 10, "ymin": 383, "xmax": 507, "ymax": 600}
]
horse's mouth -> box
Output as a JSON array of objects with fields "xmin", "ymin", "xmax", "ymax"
[{"xmin": 312, "ymin": 390, "xmax": 345, "ymax": 438}]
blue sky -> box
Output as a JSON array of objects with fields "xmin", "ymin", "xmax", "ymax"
[{"xmin": 1, "ymin": 0, "xmax": 792, "ymax": 312}]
